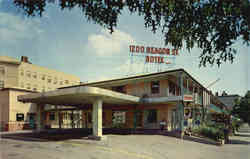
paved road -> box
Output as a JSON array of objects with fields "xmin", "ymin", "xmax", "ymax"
[
  {"xmin": 1, "ymin": 132, "xmax": 250, "ymax": 159},
  {"xmin": 238, "ymin": 123, "xmax": 250, "ymax": 133}
]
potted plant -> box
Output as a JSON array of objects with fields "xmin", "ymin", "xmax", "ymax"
[
  {"xmin": 219, "ymin": 137, "xmax": 225, "ymax": 145},
  {"xmin": 217, "ymin": 131, "xmax": 225, "ymax": 145}
]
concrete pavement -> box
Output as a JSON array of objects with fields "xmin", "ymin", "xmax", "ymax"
[
  {"xmin": 1, "ymin": 131, "xmax": 250, "ymax": 159},
  {"xmin": 238, "ymin": 123, "xmax": 250, "ymax": 133}
]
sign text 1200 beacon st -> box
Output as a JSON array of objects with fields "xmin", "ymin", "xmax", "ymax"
[{"xmin": 129, "ymin": 45, "xmax": 179, "ymax": 56}]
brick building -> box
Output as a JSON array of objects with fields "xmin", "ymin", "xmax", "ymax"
[{"xmin": 0, "ymin": 56, "xmax": 80, "ymax": 131}]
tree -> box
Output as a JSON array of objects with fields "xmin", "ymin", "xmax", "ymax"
[
  {"xmin": 11, "ymin": 0, "xmax": 250, "ymax": 67},
  {"xmin": 232, "ymin": 91, "xmax": 250, "ymax": 125}
]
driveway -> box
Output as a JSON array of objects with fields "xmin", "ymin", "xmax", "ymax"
[{"xmin": 1, "ymin": 132, "xmax": 249, "ymax": 159}]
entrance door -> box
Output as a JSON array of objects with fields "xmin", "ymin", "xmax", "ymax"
[{"xmin": 27, "ymin": 113, "xmax": 36, "ymax": 129}]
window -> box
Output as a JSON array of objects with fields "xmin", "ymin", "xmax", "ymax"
[
  {"xmin": 16, "ymin": 113, "xmax": 24, "ymax": 121},
  {"xmin": 33, "ymin": 72, "xmax": 37, "ymax": 79},
  {"xmin": 145, "ymin": 109, "xmax": 157, "ymax": 123},
  {"xmin": 70, "ymin": 113, "xmax": 74, "ymax": 120},
  {"xmin": 49, "ymin": 112, "xmax": 55, "ymax": 120},
  {"xmin": 41, "ymin": 75, "xmax": 45, "ymax": 80},
  {"xmin": 65, "ymin": 80, "xmax": 69, "ymax": 84},
  {"xmin": 54, "ymin": 77, "xmax": 58, "ymax": 84},
  {"xmin": 26, "ymin": 71, "xmax": 31, "ymax": 78},
  {"xmin": 103, "ymin": 112, "xmax": 106, "ymax": 123},
  {"xmin": 112, "ymin": 111, "xmax": 126, "ymax": 124},
  {"xmin": 26, "ymin": 83, "xmax": 31, "ymax": 90},
  {"xmin": 20, "ymin": 69, "xmax": 24, "ymax": 76},
  {"xmin": 0, "ymin": 80, "xmax": 4, "ymax": 88},
  {"xmin": 74, "ymin": 113, "xmax": 80, "ymax": 120},
  {"xmin": 47, "ymin": 76, "xmax": 52, "ymax": 83},
  {"xmin": 198, "ymin": 88, "xmax": 202, "ymax": 96},
  {"xmin": 42, "ymin": 86, "xmax": 45, "ymax": 92},
  {"xmin": 87, "ymin": 112, "xmax": 92, "ymax": 123},
  {"xmin": 169, "ymin": 81, "xmax": 176, "ymax": 96},
  {"xmin": 151, "ymin": 81, "xmax": 160, "ymax": 94},
  {"xmin": 27, "ymin": 113, "xmax": 36, "ymax": 121},
  {"xmin": 135, "ymin": 111, "xmax": 143, "ymax": 126},
  {"xmin": 63, "ymin": 112, "xmax": 68, "ymax": 120},
  {"xmin": 0, "ymin": 66, "xmax": 5, "ymax": 76},
  {"xmin": 33, "ymin": 84, "xmax": 37, "ymax": 91}
]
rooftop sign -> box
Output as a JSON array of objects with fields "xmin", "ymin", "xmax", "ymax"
[
  {"xmin": 127, "ymin": 45, "xmax": 179, "ymax": 74},
  {"xmin": 129, "ymin": 45, "xmax": 179, "ymax": 64},
  {"xmin": 129, "ymin": 45, "xmax": 179, "ymax": 56}
]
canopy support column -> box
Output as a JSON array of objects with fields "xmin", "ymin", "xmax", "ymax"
[
  {"xmin": 71, "ymin": 110, "xmax": 74, "ymax": 128},
  {"xmin": 88, "ymin": 98, "xmax": 106, "ymax": 140},
  {"xmin": 178, "ymin": 72, "xmax": 184, "ymax": 139},
  {"xmin": 36, "ymin": 104, "xmax": 44, "ymax": 132}
]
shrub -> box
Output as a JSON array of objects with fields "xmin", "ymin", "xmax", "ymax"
[
  {"xmin": 111, "ymin": 123, "xmax": 126, "ymax": 128},
  {"xmin": 192, "ymin": 125, "xmax": 224, "ymax": 141}
]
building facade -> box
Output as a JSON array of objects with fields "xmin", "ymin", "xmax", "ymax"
[
  {"xmin": 0, "ymin": 56, "xmax": 81, "ymax": 131},
  {"xmin": 25, "ymin": 69, "xmax": 216, "ymax": 134},
  {"xmin": 0, "ymin": 56, "xmax": 80, "ymax": 91},
  {"xmin": 18, "ymin": 69, "xmax": 229, "ymax": 139},
  {"xmin": 0, "ymin": 88, "xmax": 38, "ymax": 131},
  {"xmin": 77, "ymin": 69, "xmax": 211, "ymax": 131},
  {"xmin": 217, "ymin": 93, "xmax": 241, "ymax": 112}
]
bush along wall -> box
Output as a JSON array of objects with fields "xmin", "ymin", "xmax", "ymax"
[{"xmin": 192, "ymin": 125, "xmax": 224, "ymax": 141}]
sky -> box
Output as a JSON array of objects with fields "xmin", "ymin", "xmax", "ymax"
[{"xmin": 0, "ymin": 1, "xmax": 249, "ymax": 96}]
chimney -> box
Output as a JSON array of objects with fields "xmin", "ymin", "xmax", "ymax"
[
  {"xmin": 215, "ymin": 92, "xmax": 219, "ymax": 96},
  {"xmin": 209, "ymin": 90, "xmax": 213, "ymax": 95},
  {"xmin": 222, "ymin": 91, "xmax": 227, "ymax": 96},
  {"xmin": 21, "ymin": 56, "xmax": 29, "ymax": 63}
]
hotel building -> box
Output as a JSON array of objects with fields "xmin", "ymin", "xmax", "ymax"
[
  {"xmin": 18, "ymin": 68, "xmax": 228, "ymax": 139},
  {"xmin": 0, "ymin": 56, "xmax": 80, "ymax": 131}
]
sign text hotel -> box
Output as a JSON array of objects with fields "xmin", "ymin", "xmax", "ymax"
[{"xmin": 129, "ymin": 45, "xmax": 179, "ymax": 64}]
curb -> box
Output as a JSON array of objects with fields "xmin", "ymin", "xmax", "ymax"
[
  {"xmin": 184, "ymin": 135, "xmax": 221, "ymax": 146},
  {"xmin": 2, "ymin": 135, "xmax": 48, "ymax": 142}
]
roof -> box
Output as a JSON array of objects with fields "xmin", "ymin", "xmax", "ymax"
[
  {"xmin": 60, "ymin": 68, "xmax": 212, "ymax": 94},
  {"xmin": 211, "ymin": 94, "xmax": 228, "ymax": 109},
  {"xmin": 0, "ymin": 56, "xmax": 21, "ymax": 65},
  {"xmin": 208, "ymin": 104, "xmax": 224, "ymax": 114},
  {"xmin": 0, "ymin": 87, "xmax": 38, "ymax": 93},
  {"xmin": 217, "ymin": 95, "xmax": 241, "ymax": 110},
  {"xmin": 20, "ymin": 62, "xmax": 80, "ymax": 81},
  {"xmin": 218, "ymin": 94, "xmax": 241, "ymax": 98}
]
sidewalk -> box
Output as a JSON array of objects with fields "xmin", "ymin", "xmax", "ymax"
[{"xmin": 0, "ymin": 130, "xmax": 34, "ymax": 136}]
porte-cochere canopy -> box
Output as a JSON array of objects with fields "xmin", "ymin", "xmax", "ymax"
[{"xmin": 18, "ymin": 86, "xmax": 140, "ymax": 106}]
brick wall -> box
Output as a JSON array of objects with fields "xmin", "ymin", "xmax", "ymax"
[{"xmin": 4, "ymin": 122, "xmax": 35, "ymax": 131}]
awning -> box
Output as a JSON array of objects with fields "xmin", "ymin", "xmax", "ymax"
[
  {"xmin": 208, "ymin": 104, "xmax": 223, "ymax": 114},
  {"xmin": 222, "ymin": 109, "xmax": 230, "ymax": 115}
]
